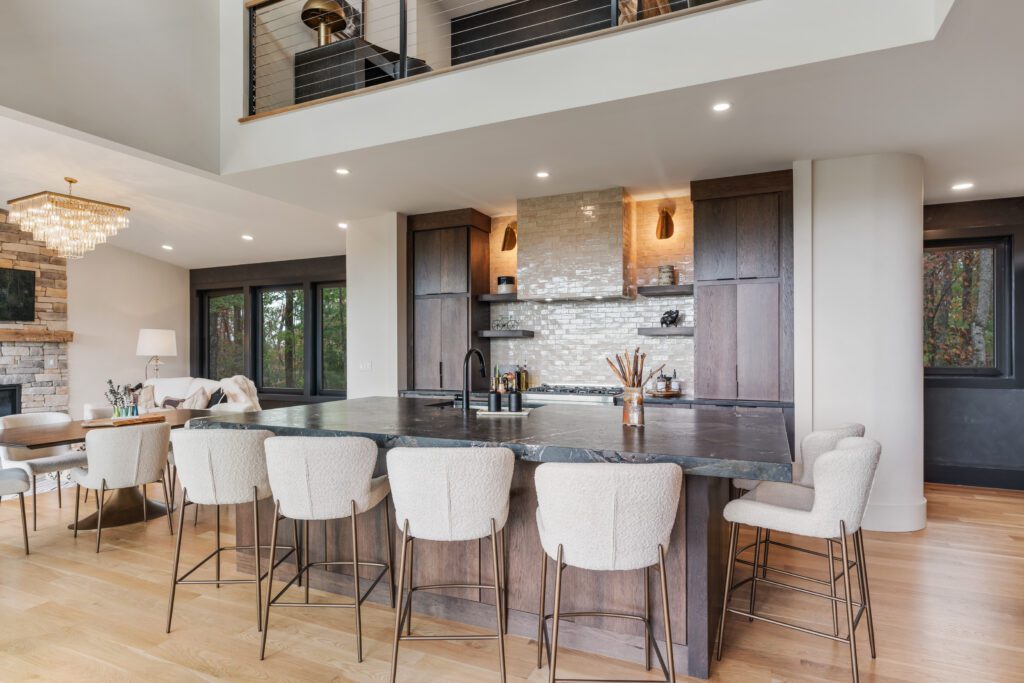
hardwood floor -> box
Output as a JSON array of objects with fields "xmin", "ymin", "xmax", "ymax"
[{"xmin": 0, "ymin": 482, "xmax": 1021, "ymax": 682}]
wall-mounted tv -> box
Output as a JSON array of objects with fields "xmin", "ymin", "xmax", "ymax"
[{"xmin": 0, "ymin": 268, "xmax": 36, "ymax": 321}]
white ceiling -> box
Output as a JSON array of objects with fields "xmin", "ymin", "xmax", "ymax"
[{"xmin": 0, "ymin": 0, "xmax": 1020, "ymax": 269}]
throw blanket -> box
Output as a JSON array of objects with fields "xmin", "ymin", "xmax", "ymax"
[{"xmin": 220, "ymin": 375, "xmax": 262, "ymax": 411}]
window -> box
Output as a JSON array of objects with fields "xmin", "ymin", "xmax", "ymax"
[
  {"xmin": 259, "ymin": 287, "xmax": 305, "ymax": 390},
  {"xmin": 319, "ymin": 284, "xmax": 346, "ymax": 393},
  {"xmin": 206, "ymin": 291, "xmax": 245, "ymax": 379},
  {"xmin": 924, "ymin": 239, "xmax": 1009, "ymax": 376}
]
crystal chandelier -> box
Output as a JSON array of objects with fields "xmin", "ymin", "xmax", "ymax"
[{"xmin": 6, "ymin": 178, "xmax": 130, "ymax": 259}]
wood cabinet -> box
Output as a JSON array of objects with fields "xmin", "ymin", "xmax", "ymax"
[
  {"xmin": 692, "ymin": 171, "xmax": 792, "ymax": 403},
  {"xmin": 408, "ymin": 210, "xmax": 491, "ymax": 391}
]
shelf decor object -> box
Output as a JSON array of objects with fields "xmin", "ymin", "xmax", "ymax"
[
  {"xmin": 7, "ymin": 178, "xmax": 130, "ymax": 259},
  {"xmin": 606, "ymin": 348, "xmax": 664, "ymax": 428}
]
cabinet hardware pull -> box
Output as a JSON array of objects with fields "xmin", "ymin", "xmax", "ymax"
[{"xmin": 439, "ymin": 361, "xmax": 443, "ymax": 388}]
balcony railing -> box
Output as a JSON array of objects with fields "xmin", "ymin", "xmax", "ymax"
[{"xmin": 245, "ymin": 0, "xmax": 738, "ymax": 120}]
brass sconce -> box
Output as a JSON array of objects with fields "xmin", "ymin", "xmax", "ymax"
[
  {"xmin": 301, "ymin": 0, "xmax": 348, "ymax": 46},
  {"xmin": 656, "ymin": 209, "xmax": 674, "ymax": 240},
  {"xmin": 501, "ymin": 220, "xmax": 518, "ymax": 251}
]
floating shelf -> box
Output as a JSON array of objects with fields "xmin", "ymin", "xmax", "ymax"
[
  {"xmin": 477, "ymin": 329, "xmax": 535, "ymax": 338},
  {"xmin": 478, "ymin": 293, "xmax": 518, "ymax": 302},
  {"xmin": 637, "ymin": 284, "xmax": 694, "ymax": 297},
  {"xmin": 638, "ymin": 326, "xmax": 694, "ymax": 337}
]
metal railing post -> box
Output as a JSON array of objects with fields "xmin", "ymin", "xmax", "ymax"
[
  {"xmin": 610, "ymin": 0, "xmax": 618, "ymax": 27},
  {"xmin": 399, "ymin": 0, "xmax": 409, "ymax": 78}
]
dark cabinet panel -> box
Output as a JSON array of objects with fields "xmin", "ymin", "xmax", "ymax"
[
  {"xmin": 413, "ymin": 230, "xmax": 442, "ymax": 295},
  {"xmin": 440, "ymin": 297, "xmax": 469, "ymax": 389},
  {"xmin": 440, "ymin": 227, "xmax": 469, "ymax": 294},
  {"xmin": 695, "ymin": 284, "xmax": 737, "ymax": 399},
  {"xmin": 736, "ymin": 194, "xmax": 780, "ymax": 279},
  {"xmin": 694, "ymin": 198, "xmax": 737, "ymax": 281},
  {"xmin": 737, "ymin": 282, "xmax": 780, "ymax": 401},
  {"xmin": 413, "ymin": 297, "xmax": 442, "ymax": 389}
]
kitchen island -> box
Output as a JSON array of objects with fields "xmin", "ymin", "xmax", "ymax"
[{"xmin": 193, "ymin": 397, "xmax": 792, "ymax": 678}]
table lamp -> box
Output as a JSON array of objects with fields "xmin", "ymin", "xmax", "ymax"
[{"xmin": 137, "ymin": 329, "xmax": 177, "ymax": 379}]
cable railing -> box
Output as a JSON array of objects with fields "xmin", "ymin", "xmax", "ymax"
[{"xmin": 246, "ymin": 0, "xmax": 736, "ymax": 118}]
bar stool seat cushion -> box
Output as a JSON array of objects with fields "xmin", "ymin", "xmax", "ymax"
[
  {"xmin": 724, "ymin": 437, "xmax": 881, "ymax": 539},
  {"xmin": 0, "ymin": 467, "xmax": 30, "ymax": 495},
  {"xmin": 535, "ymin": 463, "xmax": 682, "ymax": 572},
  {"xmin": 170, "ymin": 429, "xmax": 274, "ymax": 505}
]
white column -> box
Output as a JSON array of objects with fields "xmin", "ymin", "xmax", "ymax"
[
  {"xmin": 345, "ymin": 213, "xmax": 407, "ymax": 399},
  {"xmin": 810, "ymin": 153, "xmax": 926, "ymax": 532}
]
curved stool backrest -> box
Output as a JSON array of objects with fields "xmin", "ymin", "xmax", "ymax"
[
  {"xmin": 170, "ymin": 429, "xmax": 273, "ymax": 505},
  {"xmin": 84, "ymin": 423, "xmax": 171, "ymax": 489},
  {"xmin": 535, "ymin": 462, "xmax": 682, "ymax": 571},
  {"xmin": 810, "ymin": 436, "xmax": 882, "ymax": 536},
  {"xmin": 387, "ymin": 447, "xmax": 514, "ymax": 541},
  {"xmin": 265, "ymin": 436, "xmax": 379, "ymax": 520},
  {"xmin": 797, "ymin": 423, "xmax": 866, "ymax": 485}
]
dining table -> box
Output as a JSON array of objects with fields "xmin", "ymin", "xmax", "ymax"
[{"xmin": 0, "ymin": 409, "xmax": 210, "ymax": 530}]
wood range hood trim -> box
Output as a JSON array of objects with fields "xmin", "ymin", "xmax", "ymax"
[{"xmin": 0, "ymin": 330, "xmax": 74, "ymax": 343}]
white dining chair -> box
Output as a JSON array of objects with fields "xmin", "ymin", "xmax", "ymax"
[
  {"xmin": 70, "ymin": 422, "xmax": 172, "ymax": 552},
  {"xmin": 0, "ymin": 412, "xmax": 87, "ymax": 530},
  {"xmin": 0, "ymin": 465, "xmax": 30, "ymax": 554}
]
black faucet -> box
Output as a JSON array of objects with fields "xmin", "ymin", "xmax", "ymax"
[{"xmin": 462, "ymin": 348, "xmax": 486, "ymax": 413}]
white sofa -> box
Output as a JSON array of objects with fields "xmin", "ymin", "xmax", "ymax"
[{"xmin": 143, "ymin": 377, "xmax": 258, "ymax": 412}]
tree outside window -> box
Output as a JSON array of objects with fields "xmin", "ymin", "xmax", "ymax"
[
  {"xmin": 923, "ymin": 244, "xmax": 998, "ymax": 371},
  {"xmin": 261, "ymin": 288, "xmax": 305, "ymax": 390}
]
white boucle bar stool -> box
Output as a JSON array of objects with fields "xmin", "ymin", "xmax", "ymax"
[
  {"xmin": 166, "ymin": 429, "xmax": 298, "ymax": 634},
  {"xmin": 386, "ymin": 447, "xmax": 515, "ymax": 683},
  {"xmin": 716, "ymin": 436, "xmax": 881, "ymax": 683},
  {"xmin": 260, "ymin": 436, "xmax": 394, "ymax": 664},
  {"xmin": 534, "ymin": 462, "xmax": 683, "ymax": 683}
]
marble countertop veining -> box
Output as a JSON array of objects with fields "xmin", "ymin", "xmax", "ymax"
[{"xmin": 193, "ymin": 397, "xmax": 793, "ymax": 482}]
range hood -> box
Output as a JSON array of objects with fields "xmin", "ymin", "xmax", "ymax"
[{"xmin": 516, "ymin": 187, "xmax": 636, "ymax": 301}]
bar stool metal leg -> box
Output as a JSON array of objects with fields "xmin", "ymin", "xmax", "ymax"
[
  {"xmin": 827, "ymin": 537, "xmax": 839, "ymax": 635},
  {"xmin": 254, "ymin": 488, "xmax": 263, "ymax": 632},
  {"xmin": 406, "ymin": 538, "xmax": 414, "ymax": 635},
  {"xmin": 748, "ymin": 527, "xmax": 762, "ymax": 621},
  {"xmin": 384, "ymin": 495, "xmax": 396, "ymax": 609},
  {"xmin": 351, "ymin": 500, "xmax": 363, "ymax": 663},
  {"xmin": 489, "ymin": 519, "xmax": 507, "ymax": 683},
  {"xmin": 548, "ymin": 544, "xmax": 565, "ymax": 683},
  {"xmin": 658, "ymin": 545, "xmax": 676, "ymax": 683},
  {"xmin": 716, "ymin": 522, "xmax": 739, "ymax": 661},
  {"xmin": 536, "ymin": 549, "xmax": 547, "ymax": 669},
  {"xmin": 162, "ymin": 478, "xmax": 174, "ymax": 535},
  {"xmin": 838, "ymin": 521, "xmax": 859, "ymax": 683},
  {"xmin": 259, "ymin": 500, "xmax": 281, "ymax": 660},
  {"xmin": 389, "ymin": 520, "xmax": 410, "ymax": 683},
  {"xmin": 854, "ymin": 530, "xmax": 877, "ymax": 658},
  {"xmin": 643, "ymin": 566, "xmax": 651, "ymax": 671}
]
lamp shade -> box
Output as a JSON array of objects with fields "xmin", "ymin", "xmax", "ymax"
[{"xmin": 136, "ymin": 329, "xmax": 177, "ymax": 357}]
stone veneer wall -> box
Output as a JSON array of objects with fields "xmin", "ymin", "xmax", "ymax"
[
  {"xmin": 0, "ymin": 219, "xmax": 69, "ymax": 413},
  {"xmin": 488, "ymin": 193, "xmax": 695, "ymax": 388}
]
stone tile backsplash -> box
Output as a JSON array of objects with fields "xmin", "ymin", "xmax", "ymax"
[{"xmin": 489, "ymin": 296, "xmax": 695, "ymax": 389}]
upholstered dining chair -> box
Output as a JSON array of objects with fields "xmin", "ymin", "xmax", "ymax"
[
  {"xmin": 70, "ymin": 422, "xmax": 172, "ymax": 552},
  {"xmin": 0, "ymin": 412, "xmax": 87, "ymax": 530},
  {"xmin": 0, "ymin": 465, "xmax": 30, "ymax": 554}
]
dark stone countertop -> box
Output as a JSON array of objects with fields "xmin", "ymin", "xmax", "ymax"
[{"xmin": 191, "ymin": 397, "xmax": 793, "ymax": 482}]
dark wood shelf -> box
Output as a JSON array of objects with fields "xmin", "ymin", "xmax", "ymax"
[
  {"xmin": 477, "ymin": 329, "xmax": 535, "ymax": 338},
  {"xmin": 478, "ymin": 293, "xmax": 518, "ymax": 302},
  {"xmin": 638, "ymin": 326, "xmax": 694, "ymax": 337},
  {"xmin": 637, "ymin": 284, "xmax": 694, "ymax": 297}
]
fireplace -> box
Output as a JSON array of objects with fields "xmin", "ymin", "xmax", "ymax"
[{"xmin": 0, "ymin": 384, "xmax": 21, "ymax": 417}]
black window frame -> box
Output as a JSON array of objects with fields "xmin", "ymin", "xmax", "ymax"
[
  {"xmin": 924, "ymin": 235, "xmax": 1013, "ymax": 383},
  {"xmin": 315, "ymin": 282, "xmax": 347, "ymax": 397}
]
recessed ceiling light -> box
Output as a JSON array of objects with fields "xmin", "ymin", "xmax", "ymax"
[
  {"xmin": 161, "ymin": 245, "xmax": 173, "ymax": 251},
  {"xmin": 335, "ymin": 168, "xmax": 350, "ymax": 175},
  {"xmin": 951, "ymin": 182, "xmax": 974, "ymax": 191},
  {"xmin": 712, "ymin": 102, "xmax": 731, "ymax": 112},
  {"xmin": 544, "ymin": 298, "xmax": 553, "ymax": 302},
  {"xmin": 536, "ymin": 171, "xmax": 550, "ymax": 179},
  {"xmin": 241, "ymin": 234, "xmax": 254, "ymax": 241},
  {"xmin": 594, "ymin": 296, "xmax": 604, "ymax": 300},
  {"xmin": 337, "ymin": 222, "xmax": 348, "ymax": 229}
]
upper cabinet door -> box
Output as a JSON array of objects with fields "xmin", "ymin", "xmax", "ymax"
[
  {"xmin": 414, "ymin": 227, "xmax": 469, "ymax": 295},
  {"xmin": 694, "ymin": 197, "xmax": 737, "ymax": 281},
  {"xmin": 736, "ymin": 194, "xmax": 780, "ymax": 279}
]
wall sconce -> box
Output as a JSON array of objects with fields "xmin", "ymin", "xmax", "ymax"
[
  {"xmin": 501, "ymin": 220, "xmax": 518, "ymax": 251},
  {"xmin": 656, "ymin": 209, "xmax": 674, "ymax": 239}
]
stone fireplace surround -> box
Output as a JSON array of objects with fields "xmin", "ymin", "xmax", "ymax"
[{"xmin": 0, "ymin": 217, "xmax": 71, "ymax": 415}]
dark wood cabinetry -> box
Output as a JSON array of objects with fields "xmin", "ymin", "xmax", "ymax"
[
  {"xmin": 692, "ymin": 171, "xmax": 793, "ymax": 402},
  {"xmin": 408, "ymin": 210, "xmax": 491, "ymax": 391}
]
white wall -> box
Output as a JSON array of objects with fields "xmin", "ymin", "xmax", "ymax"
[
  {"xmin": 67, "ymin": 244, "xmax": 190, "ymax": 419},
  {"xmin": 345, "ymin": 213, "xmax": 407, "ymax": 398},
  {"xmin": 807, "ymin": 153, "xmax": 926, "ymax": 532},
  {"xmin": 0, "ymin": 0, "xmax": 220, "ymax": 172}
]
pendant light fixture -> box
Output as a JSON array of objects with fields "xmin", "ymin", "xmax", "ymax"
[
  {"xmin": 501, "ymin": 220, "xmax": 518, "ymax": 251},
  {"xmin": 7, "ymin": 178, "xmax": 130, "ymax": 259}
]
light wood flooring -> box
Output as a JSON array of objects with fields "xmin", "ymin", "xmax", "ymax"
[{"xmin": 0, "ymin": 483, "xmax": 1021, "ymax": 682}]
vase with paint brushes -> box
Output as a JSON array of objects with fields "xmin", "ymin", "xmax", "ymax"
[{"xmin": 607, "ymin": 348, "xmax": 663, "ymax": 428}]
